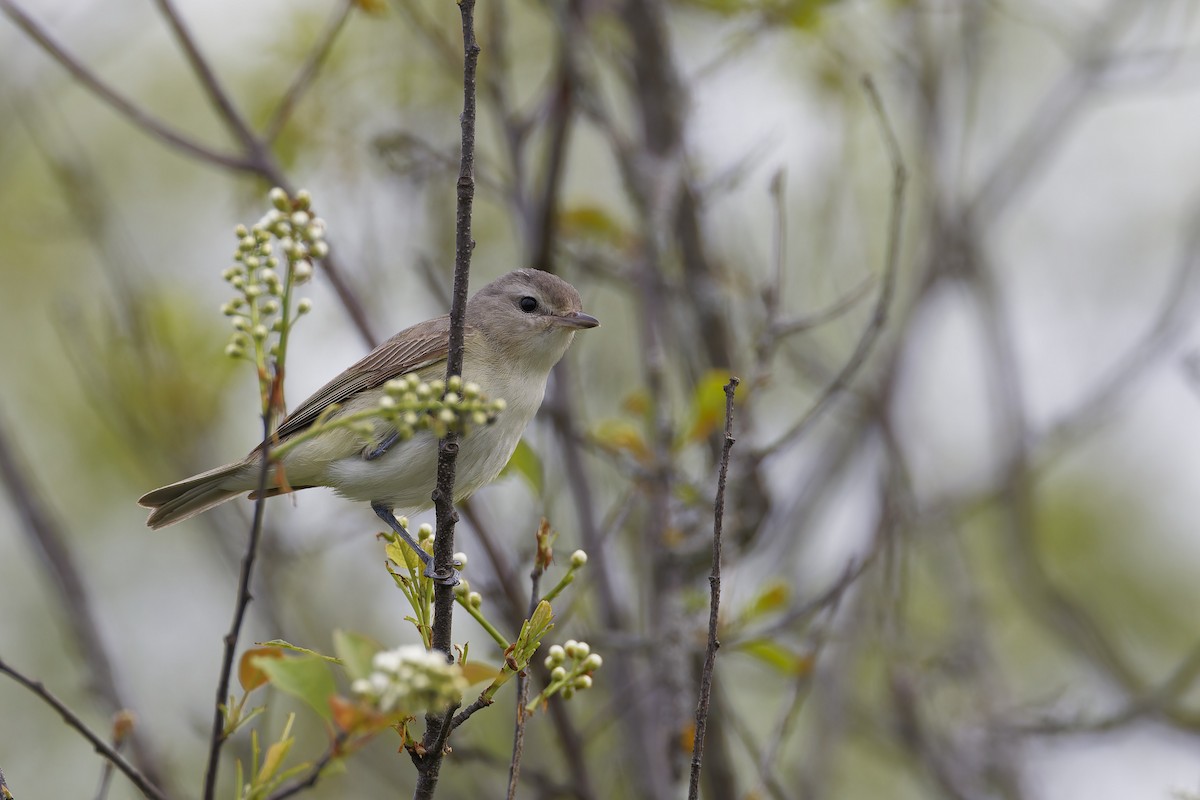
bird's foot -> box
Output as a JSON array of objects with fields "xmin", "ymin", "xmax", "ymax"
[{"xmin": 372, "ymin": 502, "xmax": 461, "ymax": 586}]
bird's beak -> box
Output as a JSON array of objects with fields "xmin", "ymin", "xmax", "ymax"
[{"xmin": 552, "ymin": 311, "xmax": 600, "ymax": 330}]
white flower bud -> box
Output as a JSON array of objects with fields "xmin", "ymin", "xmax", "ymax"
[
  {"xmin": 453, "ymin": 552, "xmax": 467, "ymax": 569},
  {"xmin": 295, "ymin": 189, "xmax": 312, "ymax": 209},
  {"xmin": 418, "ymin": 523, "xmax": 434, "ymax": 542},
  {"xmin": 468, "ymin": 592, "xmax": 482, "ymax": 608},
  {"xmin": 547, "ymin": 644, "xmax": 566, "ymax": 664},
  {"xmin": 583, "ymin": 654, "xmax": 603, "ymax": 671},
  {"xmin": 311, "ymin": 240, "xmax": 329, "ymax": 259},
  {"xmin": 575, "ymin": 675, "xmax": 593, "ymax": 690},
  {"xmin": 570, "ymin": 550, "xmax": 588, "ymax": 568},
  {"xmin": 269, "ymin": 187, "xmax": 289, "ymax": 211},
  {"xmin": 551, "ymin": 666, "xmax": 567, "ymax": 682},
  {"xmin": 291, "ymin": 210, "xmax": 311, "ymax": 227},
  {"xmin": 574, "ymin": 642, "xmax": 590, "ymax": 658},
  {"xmin": 297, "ymin": 298, "xmax": 313, "ymax": 314}
]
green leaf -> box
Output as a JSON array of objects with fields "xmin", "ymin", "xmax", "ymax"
[
  {"xmin": 253, "ymin": 655, "xmax": 338, "ymax": 721},
  {"xmin": 736, "ymin": 639, "xmax": 812, "ymax": 676},
  {"xmin": 500, "ymin": 438, "xmax": 543, "ymax": 495},
  {"xmin": 332, "ymin": 630, "xmax": 382, "ymax": 683},
  {"xmin": 741, "ymin": 579, "xmax": 791, "ymax": 623}
]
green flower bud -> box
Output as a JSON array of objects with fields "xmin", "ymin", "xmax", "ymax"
[
  {"xmin": 551, "ymin": 666, "xmax": 567, "ymax": 682},
  {"xmin": 574, "ymin": 675, "xmax": 593, "ymax": 690},
  {"xmin": 547, "ymin": 644, "xmax": 566, "ymax": 664},
  {"xmin": 297, "ymin": 298, "xmax": 313, "ymax": 314},
  {"xmin": 468, "ymin": 592, "xmax": 482, "ymax": 608},
  {"xmin": 235, "ymin": 223, "xmax": 250, "ymax": 238},
  {"xmin": 311, "ymin": 240, "xmax": 329, "ymax": 259},
  {"xmin": 582, "ymin": 654, "xmax": 603, "ymax": 671},
  {"xmin": 418, "ymin": 523, "xmax": 434, "ymax": 542},
  {"xmin": 294, "ymin": 189, "xmax": 312, "ymax": 210},
  {"xmin": 269, "ymin": 187, "xmax": 289, "ymax": 211}
]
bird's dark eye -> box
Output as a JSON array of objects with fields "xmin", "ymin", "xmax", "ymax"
[{"xmin": 518, "ymin": 296, "xmax": 539, "ymax": 313}]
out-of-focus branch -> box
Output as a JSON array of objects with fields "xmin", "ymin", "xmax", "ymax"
[
  {"xmin": 0, "ymin": 413, "xmax": 168, "ymax": 791},
  {"xmin": 0, "ymin": 656, "xmax": 166, "ymax": 800},
  {"xmin": 756, "ymin": 76, "xmax": 906, "ymax": 460},
  {"xmin": 1, "ymin": 0, "xmax": 379, "ymax": 347},
  {"xmin": 264, "ymin": 0, "xmax": 357, "ymax": 144},
  {"xmin": 0, "ymin": 0, "xmax": 251, "ymax": 169}
]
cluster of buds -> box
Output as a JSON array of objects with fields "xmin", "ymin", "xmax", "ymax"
[
  {"xmin": 541, "ymin": 639, "xmax": 603, "ymax": 702},
  {"xmin": 221, "ymin": 187, "xmax": 326, "ymax": 362},
  {"xmin": 351, "ymin": 645, "xmax": 467, "ymax": 714},
  {"xmin": 375, "ymin": 373, "xmax": 507, "ymax": 441}
]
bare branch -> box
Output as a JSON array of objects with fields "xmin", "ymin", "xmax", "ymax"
[
  {"xmin": 0, "ymin": 0, "xmax": 251, "ymax": 170},
  {"xmin": 0, "ymin": 657, "xmax": 167, "ymax": 800},
  {"xmin": 687, "ymin": 377, "xmax": 738, "ymax": 800}
]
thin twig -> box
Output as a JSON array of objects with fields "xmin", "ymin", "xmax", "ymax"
[
  {"xmin": 507, "ymin": 541, "xmax": 547, "ymax": 799},
  {"xmin": 265, "ymin": 733, "xmax": 348, "ymax": 800},
  {"xmin": 0, "ymin": 657, "xmax": 166, "ymax": 800},
  {"xmin": 413, "ymin": 1, "xmax": 479, "ymax": 797},
  {"xmin": 201, "ymin": 414, "xmax": 274, "ymax": 800},
  {"xmin": 687, "ymin": 377, "xmax": 738, "ymax": 800}
]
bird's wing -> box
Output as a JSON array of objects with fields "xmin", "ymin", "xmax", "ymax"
[{"xmin": 270, "ymin": 315, "xmax": 455, "ymax": 442}]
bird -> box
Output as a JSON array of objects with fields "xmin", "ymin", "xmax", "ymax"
[{"xmin": 139, "ymin": 268, "xmax": 598, "ymax": 581}]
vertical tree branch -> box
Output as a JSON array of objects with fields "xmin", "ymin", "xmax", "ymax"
[
  {"xmin": 414, "ymin": 1, "xmax": 479, "ymax": 797},
  {"xmin": 201, "ymin": 414, "xmax": 274, "ymax": 800},
  {"xmin": 687, "ymin": 377, "xmax": 738, "ymax": 800}
]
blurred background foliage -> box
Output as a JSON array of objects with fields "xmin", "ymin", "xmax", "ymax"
[{"xmin": 4, "ymin": 0, "xmax": 1200, "ymax": 798}]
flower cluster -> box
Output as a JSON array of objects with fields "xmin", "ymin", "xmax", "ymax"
[
  {"xmin": 221, "ymin": 187, "xmax": 326, "ymax": 368},
  {"xmin": 351, "ymin": 645, "xmax": 468, "ymax": 714},
  {"xmin": 540, "ymin": 639, "xmax": 603, "ymax": 702},
  {"xmin": 376, "ymin": 373, "xmax": 507, "ymax": 441}
]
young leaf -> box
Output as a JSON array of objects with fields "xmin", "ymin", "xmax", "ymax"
[
  {"xmin": 254, "ymin": 655, "xmax": 338, "ymax": 721},
  {"xmin": 239, "ymin": 647, "xmax": 284, "ymax": 692},
  {"xmin": 333, "ymin": 630, "xmax": 382, "ymax": 683}
]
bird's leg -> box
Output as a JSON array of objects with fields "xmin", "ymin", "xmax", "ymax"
[
  {"xmin": 371, "ymin": 502, "xmax": 461, "ymax": 586},
  {"xmin": 363, "ymin": 431, "xmax": 401, "ymax": 461}
]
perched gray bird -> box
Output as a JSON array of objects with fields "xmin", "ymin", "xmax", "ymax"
[{"xmin": 139, "ymin": 269, "xmax": 598, "ymax": 580}]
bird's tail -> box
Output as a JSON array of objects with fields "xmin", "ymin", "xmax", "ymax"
[{"xmin": 139, "ymin": 460, "xmax": 253, "ymax": 529}]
